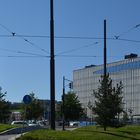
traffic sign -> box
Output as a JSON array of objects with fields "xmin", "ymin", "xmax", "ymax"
[{"xmin": 23, "ymin": 95, "xmax": 32, "ymax": 104}]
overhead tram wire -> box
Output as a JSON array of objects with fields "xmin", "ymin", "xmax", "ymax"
[
  {"xmin": 56, "ymin": 55, "xmax": 97, "ymax": 58},
  {"xmin": 22, "ymin": 38, "xmax": 49, "ymax": 54},
  {"xmin": 0, "ymin": 23, "xmax": 13, "ymax": 33},
  {"xmin": 0, "ymin": 53, "xmax": 123, "ymax": 59},
  {"xmin": 1, "ymin": 23, "xmax": 140, "ymax": 46},
  {"xmin": 0, "ymin": 23, "xmax": 50, "ymax": 54},
  {"xmin": 13, "ymin": 23, "xmax": 140, "ymax": 45},
  {"xmin": 56, "ymin": 54, "xmax": 123, "ymax": 58},
  {"xmin": 116, "ymin": 38, "xmax": 140, "ymax": 43},
  {"xmin": 0, "ymin": 47, "xmax": 48, "ymax": 57},
  {"xmin": 0, "ymin": 55, "xmax": 49, "ymax": 58},
  {"xmin": 55, "ymin": 38, "xmax": 140, "ymax": 57},
  {"xmin": 0, "ymin": 46, "xmax": 122, "ymax": 59},
  {"xmin": 56, "ymin": 42, "xmax": 99, "ymax": 55},
  {"xmin": 1, "ymin": 33, "xmax": 140, "ymax": 44},
  {"xmin": 114, "ymin": 23, "xmax": 140, "ymax": 39}
]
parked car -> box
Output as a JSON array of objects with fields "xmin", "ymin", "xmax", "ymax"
[
  {"xmin": 28, "ymin": 122, "xmax": 39, "ymax": 126},
  {"xmin": 57, "ymin": 120, "xmax": 69, "ymax": 126},
  {"xmin": 69, "ymin": 121, "xmax": 79, "ymax": 127},
  {"xmin": 11, "ymin": 121, "xmax": 28, "ymax": 126},
  {"xmin": 37, "ymin": 120, "xmax": 48, "ymax": 126}
]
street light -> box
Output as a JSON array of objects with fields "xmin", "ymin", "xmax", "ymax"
[{"xmin": 62, "ymin": 76, "xmax": 73, "ymax": 130}]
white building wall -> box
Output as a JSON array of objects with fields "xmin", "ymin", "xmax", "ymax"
[{"xmin": 73, "ymin": 57, "xmax": 140, "ymax": 118}]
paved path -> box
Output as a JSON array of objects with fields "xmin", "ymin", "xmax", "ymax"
[{"xmin": 0, "ymin": 134, "xmax": 19, "ymax": 140}]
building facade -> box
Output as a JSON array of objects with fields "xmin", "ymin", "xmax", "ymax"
[{"xmin": 73, "ymin": 54, "xmax": 140, "ymax": 118}]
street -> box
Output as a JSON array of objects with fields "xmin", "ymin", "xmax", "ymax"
[{"xmin": 0, "ymin": 134, "xmax": 20, "ymax": 140}]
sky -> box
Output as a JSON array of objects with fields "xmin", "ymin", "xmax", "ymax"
[{"xmin": 0, "ymin": 0, "xmax": 140, "ymax": 102}]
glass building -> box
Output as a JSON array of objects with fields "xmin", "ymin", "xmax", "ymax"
[{"xmin": 73, "ymin": 54, "xmax": 140, "ymax": 118}]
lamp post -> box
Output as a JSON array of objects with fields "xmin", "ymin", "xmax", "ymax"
[{"xmin": 62, "ymin": 76, "xmax": 73, "ymax": 130}]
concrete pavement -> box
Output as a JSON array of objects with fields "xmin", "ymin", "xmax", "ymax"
[{"xmin": 0, "ymin": 135, "xmax": 18, "ymax": 140}]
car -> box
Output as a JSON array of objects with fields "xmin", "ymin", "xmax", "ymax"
[
  {"xmin": 37, "ymin": 120, "xmax": 48, "ymax": 126},
  {"xmin": 11, "ymin": 121, "xmax": 28, "ymax": 126},
  {"xmin": 69, "ymin": 121, "xmax": 79, "ymax": 127},
  {"xmin": 57, "ymin": 121, "xmax": 69, "ymax": 126},
  {"xmin": 28, "ymin": 122, "xmax": 39, "ymax": 126}
]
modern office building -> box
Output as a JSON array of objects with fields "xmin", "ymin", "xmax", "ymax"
[{"xmin": 73, "ymin": 54, "xmax": 140, "ymax": 118}]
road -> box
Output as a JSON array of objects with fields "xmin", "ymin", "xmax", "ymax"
[
  {"xmin": 0, "ymin": 126, "xmax": 77, "ymax": 140},
  {"xmin": 0, "ymin": 134, "xmax": 20, "ymax": 140},
  {"xmin": 0, "ymin": 126, "xmax": 42, "ymax": 140}
]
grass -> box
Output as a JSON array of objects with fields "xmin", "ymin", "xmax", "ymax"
[
  {"xmin": 0, "ymin": 124, "xmax": 17, "ymax": 132},
  {"xmin": 16, "ymin": 125, "xmax": 140, "ymax": 140}
]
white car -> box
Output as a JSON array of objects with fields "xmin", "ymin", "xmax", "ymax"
[
  {"xmin": 28, "ymin": 122, "xmax": 38, "ymax": 126},
  {"xmin": 69, "ymin": 121, "xmax": 79, "ymax": 127},
  {"xmin": 11, "ymin": 121, "xmax": 27, "ymax": 126}
]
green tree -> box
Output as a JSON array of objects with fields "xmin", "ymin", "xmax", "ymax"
[
  {"xmin": 63, "ymin": 92, "xmax": 84, "ymax": 121},
  {"xmin": 92, "ymin": 74, "xmax": 124, "ymax": 131},
  {"xmin": 0, "ymin": 87, "xmax": 11, "ymax": 123},
  {"xmin": 122, "ymin": 111, "xmax": 129, "ymax": 124},
  {"xmin": 55, "ymin": 101, "xmax": 62, "ymax": 121},
  {"xmin": 23, "ymin": 92, "xmax": 43, "ymax": 121}
]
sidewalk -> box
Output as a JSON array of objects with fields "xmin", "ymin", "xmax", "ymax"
[{"xmin": 8, "ymin": 134, "xmax": 21, "ymax": 140}]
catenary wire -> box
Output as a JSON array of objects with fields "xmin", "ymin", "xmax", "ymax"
[
  {"xmin": 1, "ymin": 23, "xmax": 140, "ymax": 59},
  {"xmin": 56, "ymin": 54, "xmax": 123, "ymax": 58},
  {"xmin": 56, "ymin": 42, "xmax": 99, "ymax": 55},
  {"xmin": 0, "ymin": 55, "xmax": 49, "ymax": 58},
  {"xmin": 0, "ymin": 23, "xmax": 49, "ymax": 54},
  {"xmin": 114, "ymin": 23, "xmax": 140, "ymax": 39},
  {"xmin": 1, "ymin": 32, "xmax": 140, "ymax": 44},
  {"xmin": 0, "ymin": 34, "xmax": 140, "ymax": 44},
  {"xmin": 0, "ymin": 23, "xmax": 13, "ymax": 33},
  {"xmin": 0, "ymin": 54, "xmax": 122, "ymax": 58},
  {"xmin": 0, "ymin": 47, "xmax": 47, "ymax": 57}
]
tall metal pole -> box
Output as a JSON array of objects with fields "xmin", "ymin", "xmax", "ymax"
[
  {"xmin": 62, "ymin": 76, "xmax": 65, "ymax": 130},
  {"xmin": 50, "ymin": 0, "xmax": 55, "ymax": 130},
  {"xmin": 104, "ymin": 20, "xmax": 107, "ymax": 77}
]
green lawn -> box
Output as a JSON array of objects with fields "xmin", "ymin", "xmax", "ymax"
[
  {"xmin": 0, "ymin": 124, "xmax": 17, "ymax": 132},
  {"xmin": 16, "ymin": 125, "xmax": 140, "ymax": 140}
]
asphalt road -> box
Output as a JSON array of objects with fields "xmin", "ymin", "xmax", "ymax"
[
  {"xmin": 0, "ymin": 126, "xmax": 41, "ymax": 140},
  {"xmin": 0, "ymin": 134, "xmax": 20, "ymax": 140},
  {"xmin": 0, "ymin": 126, "xmax": 77, "ymax": 140}
]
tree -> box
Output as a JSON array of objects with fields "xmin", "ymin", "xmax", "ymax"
[
  {"xmin": 23, "ymin": 92, "xmax": 43, "ymax": 121},
  {"xmin": 92, "ymin": 74, "xmax": 124, "ymax": 131},
  {"xmin": 122, "ymin": 111, "xmax": 129, "ymax": 124},
  {"xmin": 55, "ymin": 101, "xmax": 62, "ymax": 121},
  {"xmin": 0, "ymin": 87, "xmax": 11, "ymax": 123},
  {"xmin": 63, "ymin": 92, "xmax": 84, "ymax": 121}
]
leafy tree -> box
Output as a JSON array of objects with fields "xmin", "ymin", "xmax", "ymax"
[
  {"xmin": 63, "ymin": 92, "xmax": 84, "ymax": 121},
  {"xmin": 122, "ymin": 111, "xmax": 129, "ymax": 124},
  {"xmin": 0, "ymin": 87, "xmax": 11, "ymax": 123},
  {"xmin": 55, "ymin": 101, "xmax": 62, "ymax": 121},
  {"xmin": 23, "ymin": 92, "xmax": 43, "ymax": 121},
  {"xmin": 92, "ymin": 74, "xmax": 124, "ymax": 131}
]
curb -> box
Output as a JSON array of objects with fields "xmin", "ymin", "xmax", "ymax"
[
  {"xmin": 0, "ymin": 128, "xmax": 18, "ymax": 135},
  {"xmin": 8, "ymin": 134, "xmax": 22, "ymax": 140}
]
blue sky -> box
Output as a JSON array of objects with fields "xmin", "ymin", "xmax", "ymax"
[{"xmin": 0, "ymin": 0, "xmax": 140, "ymax": 102}]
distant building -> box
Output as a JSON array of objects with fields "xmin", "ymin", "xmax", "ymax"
[
  {"xmin": 10, "ymin": 99, "xmax": 61, "ymax": 121},
  {"xmin": 11, "ymin": 111, "xmax": 22, "ymax": 121},
  {"xmin": 73, "ymin": 54, "xmax": 140, "ymax": 118},
  {"xmin": 10, "ymin": 102, "xmax": 23, "ymax": 121},
  {"xmin": 38, "ymin": 99, "xmax": 61, "ymax": 120},
  {"xmin": 38, "ymin": 99, "xmax": 50, "ymax": 120}
]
